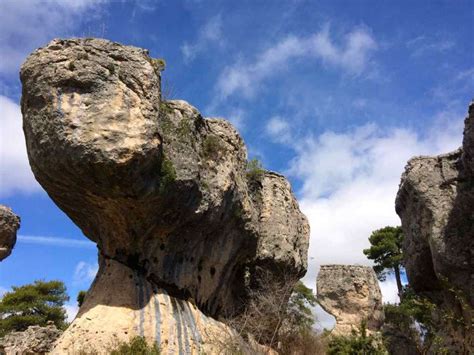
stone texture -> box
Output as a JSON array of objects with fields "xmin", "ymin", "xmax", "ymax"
[
  {"xmin": 0, "ymin": 205, "xmax": 20, "ymax": 262},
  {"xmin": 395, "ymin": 101, "xmax": 474, "ymax": 353},
  {"xmin": 20, "ymin": 38, "xmax": 309, "ymax": 353},
  {"xmin": 0, "ymin": 324, "xmax": 62, "ymax": 355},
  {"xmin": 316, "ymin": 264, "xmax": 384, "ymax": 335}
]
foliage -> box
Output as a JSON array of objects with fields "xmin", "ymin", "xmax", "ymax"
[
  {"xmin": 0, "ymin": 280, "xmax": 69, "ymax": 337},
  {"xmin": 245, "ymin": 158, "xmax": 265, "ymax": 182},
  {"xmin": 109, "ymin": 336, "xmax": 160, "ymax": 355},
  {"xmin": 286, "ymin": 281, "xmax": 317, "ymax": 330},
  {"xmin": 158, "ymin": 158, "xmax": 176, "ymax": 194},
  {"xmin": 202, "ymin": 135, "xmax": 225, "ymax": 160},
  {"xmin": 77, "ymin": 290, "xmax": 87, "ymax": 307},
  {"xmin": 327, "ymin": 321, "xmax": 387, "ymax": 355},
  {"xmin": 150, "ymin": 58, "xmax": 166, "ymax": 73},
  {"xmin": 363, "ymin": 226, "xmax": 404, "ymax": 294}
]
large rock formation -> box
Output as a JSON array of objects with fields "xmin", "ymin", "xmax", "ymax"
[
  {"xmin": 0, "ymin": 323, "xmax": 62, "ymax": 355},
  {"xmin": 396, "ymin": 101, "xmax": 473, "ymax": 353},
  {"xmin": 316, "ymin": 264, "xmax": 384, "ymax": 335},
  {"xmin": 20, "ymin": 38, "xmax": 309, "ymax": 353},
  {"xmin": 0, "ymin": 205, "xmax": 20, "ymax": 262}
]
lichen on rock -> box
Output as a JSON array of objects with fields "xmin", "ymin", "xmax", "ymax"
[
  {"xmin": 0, "ymin": 205, "xmax": 20, "ymax": 262},
  {"xmin": 395, "ymin": 101, "xmax": 474, "ymax": 353},
  {"xmin": 20, "ymin": 38, "xmax": 309, "ymax": 353},
  {"xmin": 316, "ymin": 264, "xmax": 384, "ymax": 336}
]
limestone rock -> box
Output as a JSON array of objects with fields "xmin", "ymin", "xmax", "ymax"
[
  {"xmin": 20, "ymin": 38, "xmax": 309, "ymax": 353},
  {"xmin": 395, "ymin": 101, "xmax": 474, "ymax": 353},
  {"xmin": 0, "ymin": 324, "xmax": 62, "ymax": 355},
  {"xmin": 0, "ymin": 205, "xmax": 20, "ymax": 262},
  {"xmin": 316, "ymin": 264, "xmax": 384, "ymax": 335}
]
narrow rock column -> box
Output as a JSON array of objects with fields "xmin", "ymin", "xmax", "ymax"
[{"xmin": 0, "ymin": 205, "xmax": 20, "ymax": 262}]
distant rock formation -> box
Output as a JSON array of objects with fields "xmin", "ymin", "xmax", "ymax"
[
  {"xmin": 316, "ymin": 264, "xmax": 384, "ymax": 335},
  {"xmin": 0, "ymin": 323, "xmax": 62, "ymax": 355},
  {"xmin": 20, "ymin": 38, "xmax": 309, "ymax": 353},
  {"xmin": 396, "ymin": 101, "xmax": 473, "ymax": 353},
  {"xmin": 0, "ymin": 205, "xmax": 20, "ymax": 262}
]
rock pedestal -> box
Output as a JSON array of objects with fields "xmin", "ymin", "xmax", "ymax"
[
  {"xmin": 396, "ymin": 101, "xmax": 473, "ymax": 353},
  {"xmin": 20, "ymin": 38, "xmax": 309, "ymax": 353},
  {"xmin": 316, "ymin": 264, "xmax": 384, "ymax": 335},
  {"xmin": 0, "ymin": 205, "xmax": 20, "ymax": 262}
]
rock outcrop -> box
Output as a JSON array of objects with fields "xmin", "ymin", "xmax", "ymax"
[
  {"xmin": 396, "ymin": 101, "xmax": 473, "ymax": 353},
  {"xmin": 316, "ymin": 264, "xmax": 384, "ymax": 335},
  {"xmin": 0, "ymin": 205, "xmax": 20, "ymax": 262},
  {"xmin": 0, "ymin": 323, "xmax": 62, "ymax": 355},
  {"xmin": 20, "ymin": 38, "xmax": 309, "ymax": 353}
]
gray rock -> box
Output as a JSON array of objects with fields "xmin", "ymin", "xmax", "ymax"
[
  {"xmin": 316, "ymin": 264, "xmax": 384, "ymax": 335},
  {"xmin": 0, "ymin": 324, "xmax": 62, "ymax": 355},
  {"xmin": 20, "ymin": 38, "xmax": 309, "ymax": 351},
  {"xmin": 395, "ymin": 101, "xmax": 474, "ymax": 353},
  {"xmin": 0, "ymin": 205, "xmax": 20, "ymax": 262}
]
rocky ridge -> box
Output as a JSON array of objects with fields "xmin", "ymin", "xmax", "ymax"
[
  {"xmin": 316, "ymin": 264, "xmax": 384, "ymax": 335},
  {"xmin": 20, "ymin": 38, "xmax": 309, "ymax": 353},
  {"xmin": 0, "ymin": 324, "xmax": 62, "ymax": 355},
  {"xmin": 396, "ymin": 101, "xmax": 473, "ymax": 353},
  {"xmin": 0, "ymin": 205, "xmax": 20, "ymax": 262}
]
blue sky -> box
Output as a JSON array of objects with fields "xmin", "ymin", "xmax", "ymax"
[{"xmin": 0, "ymin": 0, "xmax": 473, "ymax": 323}]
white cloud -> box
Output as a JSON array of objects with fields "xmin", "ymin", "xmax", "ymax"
[
  {"xmin": 215, "ymin": 25, "xmax": 377, "ymax": 102},
  {"xmin": 407, "ymin": 35, "xmax": 455, "ymax": 57},
  {"xmin": 380, "ymin": 277, "xmax": 400, "ymax": 304},
  {"xmin": 18, "ymin": 235, "xmax": 95, "ymax": 248},
  {"xmin": 0, "ymin": 0, "xmax": 108, "ymax": 75},
  {"xmin": 285, "ymin": 112, "xmax": 464, "ymax": 297},
  {"xmin": 265, "ymin": 116, "xmax": 291, "ymax": 143},
  {"xmin": 0, "ymin": 95, "xmax": 41, "ymax": 197},
  {"xmin": 181, "ymin": 15, "xmax": 223, "ymax": 63},
  {"xmin": 64, "ymin": 302, "xmax": 79, "ymax": 322},
  {"xmin": 73, "ymin": 261, "xmax": 98, "ymax": 286}
]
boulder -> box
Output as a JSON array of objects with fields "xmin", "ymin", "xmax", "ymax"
[
  {"xmin": 0, "ymin": 205, "xmax": 20, "ymax": 262},
  {"xmin": 316, "ymin": 264, "xmax": 384, "ymax": 335},
  {"xmin": 20, "ymin": 38, "xmax": 309, "ymax": 353},
  {"xmin": 395, "ymin": 101, "xmax": 473, "ymax": 353},
  {"xmin": 0, "ymin": 324, "xmax": 62, "ymax": 355}
]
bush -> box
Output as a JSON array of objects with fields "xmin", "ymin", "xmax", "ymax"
[
  {"xmin": 203, "ymin": 135, "xmax": 225, "ymax": 160},
  {"xmin": 245, "ymin": 158, "xmax": 265, "ymax": 182},
  {"xmin": 327, "ymin": 321, "xmax": 386, "ymax": 355},
  {"xmin": 77, "ymin": 290, "xmax": 87, "ymax": 307},
  {"xmin": 0, "ymin": 280, "xmax": 69, "ymax": 337},
  {"xmin": 109, "ymin": 336, "xmax": 160, "ymax": 355}
]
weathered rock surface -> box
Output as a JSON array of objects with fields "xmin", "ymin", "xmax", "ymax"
[
  {"xmin": 20, "ymin": 38, "xmax": 309, "ymax": 353},
  {"xmin": 0, "ymin": 324, "xmax": 62, "ymax": 355},
  {"xmin": 316, "ymin": 264, "xmax": 384, "ymax": 335},
  {"xmin": 0, "ymin": 205, "xmax": 20, "ymax": 262},
  {"xmin": 396, "ymin": 101, "xmax": 474, "ymax": 353}
]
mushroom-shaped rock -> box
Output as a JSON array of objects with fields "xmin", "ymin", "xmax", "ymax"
[
  {"xmin": 396, "ymin": 101, "xmax": 473, "ymax": 353},
  {"xmin": 317, "ymin": 264, "xmax": 384, "ymax": 335},
  {"xmin": 20, "ymin": 38, "xmax": 309, "ymax": 353},
  {"xmin": 0, "ymin": 205, "xmax": 20, "ymax": 261}
]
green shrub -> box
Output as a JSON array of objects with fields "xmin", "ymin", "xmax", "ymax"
[
  {"xmin": 327, "ymin": 321, "xmax": 386, "ymax": 355},
  {"xmin": 159, "ymin": 158, "xmax": 176, "ymax": 194},
  {"xmin": 246, "ymin": 158, "xmax": 265, "ymax": 182},
  {"xmin": 109, "ymin": 336, "xmax": 160, "ymax": 355},
  {"xmin": 203, "ymin": 135, "xmax": 225, "ymax": 160},
  {"xmin": 77, "ymin": 290, "xmax": 87, "ymax": 307}
]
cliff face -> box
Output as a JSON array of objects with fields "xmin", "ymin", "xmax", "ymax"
[
  {"xmin": 396, "ymin": 102, "xmax": 473, "ymax": 353},
  {"xmin": 20, "ymin": 38, "xmax": 309, "ymax": 353},
  {"xmin": 0, "ymin": 205, "xmax": 20, "ymax": 262},
  {"xmin": 316, "ymin": 264, "xmax": 384, "ymax": 335}
]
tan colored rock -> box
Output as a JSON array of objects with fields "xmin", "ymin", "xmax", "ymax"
[
  {"xmin": 317, "ymin": 264, "xmax": 384, "ymax": 335},
  {"xmin": 20, "ymin": 38, "xmax": 309, "ymax": 352},
  {"xmin": 0, "ymin": 324, "xmax": 62, "ymax": 355},
  {"xmin": 396, "ymin": 101, "xmax": 473, "ymax": 353},
  {"xmin": 0, "ymin": 205, "xmax": 20, "ymax": 262}
]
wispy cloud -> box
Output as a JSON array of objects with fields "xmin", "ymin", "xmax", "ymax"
[
  {"xmin": 181, "ymin": 15, "xmax": 224, "ymax": 63},
  {"xmin": 18, "ymin": 235, "xmax": 95, "ymax": 248},
  {"xmin": 214, "ymin": 25, "xmax": 377, "ymax": 102},
  {"xmin": 0, "ymin": 0, "xmax": 109, "ymax": 75},
  {"xmin": 407, "ymin": 35, "xmax": 455, "ymax": 57},
  {"xmin": 73, "ymin": 261, "xmax": 98, "ymax": 286}
]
